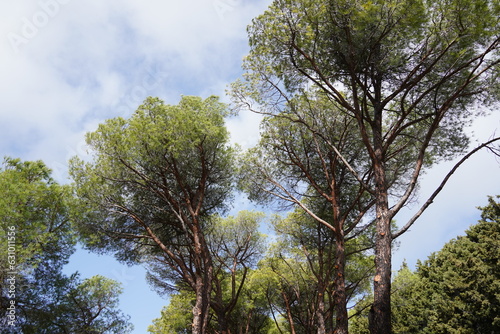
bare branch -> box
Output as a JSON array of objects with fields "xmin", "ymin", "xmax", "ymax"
[
  {"xmin": 393, "ymin": 136, "xmax": 500, "ymax": 239},
  {"xmin": 258, "ymin": 175, "xmax": 337, "ymax": 232}
]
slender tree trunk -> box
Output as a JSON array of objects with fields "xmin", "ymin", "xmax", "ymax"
[
  {"xmin": 244, "ymin": 309, "xmax": 253, "ymax": 334},
  {"xmin": 192, "ymin": 225, "xmax": 213, "ymax": 334},
  {"xmin": 371, "ymin": 213, "xmax": 392, "ymax": 334},
  {"xmin": 317, "ymin": 284, "xmax": 327, "ymax": 334},
  {"xmin": 333, "ymin": 230, "xmax": 348, "ymax": 334},
  {"xmin": 192, "ymin": 273, "xmax": 211, "ymax": 334},
  {"xmin": 282, "ymin": 292, "xmax": 297, "ymax": 334},
  {"xmin": 330, "ymin": 194, "xmax": 348, "ymax": 334},
  {"xmin": 370, "ymin": 156, "xmax": 393, "ymax": 334},
  {"xmin": 316, "ymin": 222, "xmax": 327, "ymax": 334},
  {"xmin": 212, "ymin": 285, "xmax": 230, "ymax": 334}
]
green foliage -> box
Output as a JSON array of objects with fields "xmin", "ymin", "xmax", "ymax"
[
  {"xmin": 390, "ymin": 263, "xmax": 422, "ymax": 334},
  {"xmin": 0, "ymin": 157, "xmax": 76, "ymax": 331},
  {"xmin": 148, "ymin": 292, "xmax": 194, "ymax": 334},
  {"xmin": 258, "ymin": 208, "xmax": 374, "ymax": 333},
  {"xmin": 0, "ymin": 157, "xmax": 75, "ymax": 271},
  {"xmin": 27, "ymin": 275, "xmax": 133, "ymax": 334},
  {"xmin": 69, "ymin": 95, "xmax": 235, "ymax": 264},
  {"xmin": 63, "ymin": 275, "xmax": 132, "ymax": 334},
  {"xmin": 0, "ymin": 158, "xmax": 131, "ymax": 333},
  {"xmin": 208, "ymin": 210, "xmax": 267, "ymax": 276},
  {"xmin": 411, "ymin": 196, "xmax": 500, "ymax": 333},
  {"xmin": 149, "ymin": 272, "xmax": 278, "ymax": 334},
  {"xmin": 224, "ymin": 277, "xmax": 277, "ymax": 334},
  {"xmin": 238, "ymin": 91, "xmax": 374, "ymax": 211},
  {"xmin": 233, "ymin": 0, "xmax": 500, "ymax": 200},
  {"xmin": 13, "ymin": 272, "xmax": 132, "ymax": 334}
]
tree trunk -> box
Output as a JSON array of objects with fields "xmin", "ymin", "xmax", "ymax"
[
  {"xmin": 192, "ymin": 272, "xmax": 211, "ymax": 334},
  {"xmin": 333, "ymin": 229, "xmax": 348, "ymax": 334},
  {"xmin": 316, "ymin": 222, "xmax": 327, "ymax": 334},
  {"xmin": 370, "ymin": 156, "xmax": 392, "ymax": 334},
  {"xmin": 330, "ymin": 193, "xmax": 348, "ymax": 334},
  {"xmin": 317, "ymin": 285, "xmax": 327, "ymax": 334},
  {"xmin": 282, "ymin": 292, "xmax": 297, "ymax": 334},
  {"xmin": 216, "ymin": 309, "xmax": 230, "ymax": 334},
  {"xmin": 192, "ymin": 225, "xmax": 213, "ymax": 334},
  {"xmin": 244, "ymin": 308, "xmax": 253, "ymax": 334},
  {"xmin": 371, "ymin": 214, "xmax": 392, "ymax": 334}
]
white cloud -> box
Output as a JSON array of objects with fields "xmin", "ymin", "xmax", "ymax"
[
  {"xmin": 226, "ymin": 109, "xmax": 263, "ymax": 149},
  {"xmin": 0, "ymin": 0, "xmax": 272, "ymax": 181},
  {"xmin": 1, "ymin": 2, "xmax": 274, "ymax": 332}
]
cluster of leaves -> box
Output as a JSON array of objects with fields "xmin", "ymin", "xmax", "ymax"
[
  {"xmin": 69, "ymin": 96, "xmax": 235, "ymax": 265},
  {"xmin": 0, "ymin": 158, "xmax": 132, "ymax": 333},
  {"xmin": 70, "ymin": 95, "xmax": 239, "ymax": 332}
]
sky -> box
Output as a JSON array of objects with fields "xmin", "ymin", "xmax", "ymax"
[{"xmin": 1, "ymin": 0, "xmax": 499, "ymax": 333}]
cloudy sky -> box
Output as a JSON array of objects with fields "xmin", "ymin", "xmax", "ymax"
[{"xmin": 1, "ymin": 0, "xmax": 499, "ymax": 332}]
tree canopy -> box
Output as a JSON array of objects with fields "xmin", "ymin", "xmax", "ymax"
[
  {"xmin": 70, "ymin": 95, "xmax": 238, "ymax": 333},
  {"xmin": 399, "ymin": 196, "xmax": 500, "ymax": 333},
  {"xmin": 0, "ymin": 157, "xmax": 75, "ymax": 272},
  {"xmin": 231, "ymin": 0, "xmax": 500, "ymax": 331},
  {"xmin": 0, "ymin": 157, "xmax": 131, "ymax": 333},
  {"xmin": 5, "ymin": 0, "xmax": 499, "ymax": 331}
]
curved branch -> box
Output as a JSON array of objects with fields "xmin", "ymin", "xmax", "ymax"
[{"xmin": 393, "ymin": 136, "xmax": 500, "ymax": 239}]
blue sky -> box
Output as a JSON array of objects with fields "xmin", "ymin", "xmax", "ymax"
[{"xmin": 1, "ymin": 0, "xmax": 499, "ymax": 333}]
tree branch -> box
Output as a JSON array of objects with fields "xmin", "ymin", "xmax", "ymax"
[{"xmin": 393, "ymin": 136, "xmax": 500, "ymax": 239}]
